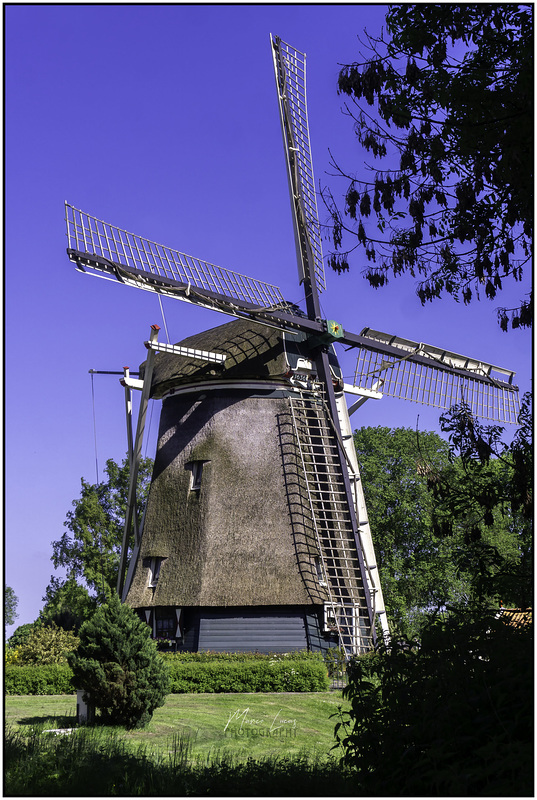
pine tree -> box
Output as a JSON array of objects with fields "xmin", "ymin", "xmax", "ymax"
[{"xmin": 68, "ymin": 594, "xmax": 169, "ymax": 729}]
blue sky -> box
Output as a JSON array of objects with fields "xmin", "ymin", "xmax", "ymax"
[{"xmin": 6, "ymin": 4, "xmax": 532, "ymax": 634}]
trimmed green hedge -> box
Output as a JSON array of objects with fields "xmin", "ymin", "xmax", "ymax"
[
  {"xmin": 5, "ymin": 664, "xmax": 75, "ymax": 695},
  {"xmin": 159, "ymin": 649, "xmax": 323, "ymax": 663},
  {"xmin": 167, "ymin": 659, "xmax": 330, "ymax": 693},
  {"xmin": 5, "ymin": 653, "xmax": 329, "ymax": 695}
]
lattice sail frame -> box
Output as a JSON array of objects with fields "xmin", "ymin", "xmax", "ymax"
[
  {"xmin": 65, "ymin": 203, "xmax": 287, "ymax": 311},
  {"xmin": 353, "ymin": 329, "xmax": 520, "ymax": 424},
  {"xmin": 271, "ymin": 35, "xmax": 326, "ymax": 293}
]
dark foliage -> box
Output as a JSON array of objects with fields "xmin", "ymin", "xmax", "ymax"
[
  {"xmin": 40, "ymin": 577, "xmax": 97, "ymax": 633},
  {"xmin": 335, "ymin": 608, "xmax": 533, "ymax": 795},
  {"xmin": 7, "ymin": 621, "xmax": 40, "ymax": 649},
  {"xmin": 68, "ymin": 594, "xmax": 169, "ymax": 729},
  {"xmin": 324, "ymin": 4, "xmax": 532, "ymax": 329}
]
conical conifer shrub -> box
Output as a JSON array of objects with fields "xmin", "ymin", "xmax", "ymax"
[{"xmin": 68, "ymin": 593, "xmax": 169, "ymax": 729}]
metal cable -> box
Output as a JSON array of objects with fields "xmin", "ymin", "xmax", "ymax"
[
  {"xmin": 157, "ymin": 294, "xmax": 171, "ymax": 344},
  {"xmin": 90, "ymin": 371, "xmax": 106, "ymax": 601},
  {"xmin": 90, "ymin": 371, "xmax": 100, "ymax": 484}
]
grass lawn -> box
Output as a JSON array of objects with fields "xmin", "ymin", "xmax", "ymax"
[{"xmin": 5, "ymin": 692, "xmax": 348, "ymax": 762}]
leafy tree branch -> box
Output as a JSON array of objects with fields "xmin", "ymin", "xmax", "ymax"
[{"xmin": 323, "ymin": 4, "xmax": 532, "ymax": 329}]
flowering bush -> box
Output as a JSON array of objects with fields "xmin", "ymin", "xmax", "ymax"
[{"xmin": 5, "ymin": 645, "xmax": 22, "ymax": 665}]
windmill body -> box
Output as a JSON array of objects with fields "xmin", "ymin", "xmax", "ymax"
[
  {"xmin": 124, "ymin": 318, "xmax": 360, "ymax": 652},
  {"xmin": 65, "ymin": 36, "xmax": 520, "ymax": 656}
]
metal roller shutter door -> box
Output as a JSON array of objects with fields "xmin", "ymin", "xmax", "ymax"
[{"xmin": 198, "ymin": 610, "xmax": 308, "ymax": 652}]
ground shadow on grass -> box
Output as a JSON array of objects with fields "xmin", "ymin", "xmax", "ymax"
[{"xmin": 18, "ymin": 714, "xmax": 77, "ymax": 728}]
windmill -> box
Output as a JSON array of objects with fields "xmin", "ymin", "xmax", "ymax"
[{"xmin": 64, "ymin": 35, "xmax": 520, "ymax": 656}]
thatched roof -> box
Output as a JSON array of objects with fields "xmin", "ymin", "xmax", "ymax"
[
  {"xmin": 125, "ymin": 389, "xmax": 328, "ymax": 610},
  {"xmin": 141, "ymin": 318, "xmax": 302, "ymax": 399},
  {"xmin": 124, "ymin": 316, "xmax": 336, "ymax": 611}
]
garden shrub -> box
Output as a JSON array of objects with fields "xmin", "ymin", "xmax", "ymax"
[
  {"xmin": 5, "ymin": 664, "xmax": 75, "ymax": 695},
  {"xmin": 166, "ymin": 658, "xmax": 329, "ymax": 693},
  {"xmin": 6, "ymin": 644, "xmax": 330, "ymax": 695},
  {"xmin": 68, "ymin": 594, "xmax": 169, "ymax": 729},
  {"xmin": 5, "ymin": 646, "xmax": 22, "ymax": 665},
  {"xmin": 14, "ymin": 622, "xmax": 79, "ymax": 666}
]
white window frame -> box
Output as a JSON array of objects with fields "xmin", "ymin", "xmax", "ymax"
[
  {"xmin": 148, "ymin": 556, "xmax": 163, "ymax": 587},
  {"xmin": 188, "ymin": 460, "xmax": 208, "ymax": 491},
  {"xmin": 324, "ymin": 602, "xmax": 341, "ymax": 633},
  {"xmin": 315, "ymin": 557, "xmax": 328, "ymax": 587}
]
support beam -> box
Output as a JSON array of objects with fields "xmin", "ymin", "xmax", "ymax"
[
  {"xmin": 117, "ymin": 324, "xmax": 160, "ymax": 598},
  {"xmin": 345, "ymin": 380, "xmax": 384, "ymax": 417},
  {"xmin": 121, "ymin": 543, "xmax": 140, "ymax": 603},
  {"xmin": 334, "ymin": 390, "xmax": 390, "ymax": 643},
  {"xmin": 123, "ymin": 367, "xmax": 135, "ymax": 468},
  {"xmin": 123, "ymin": 367, "xmax": 139, "ymax": 546},
  {"xmin": 121, "ymin": 376, "xmax": 144, "ymax": 391}
]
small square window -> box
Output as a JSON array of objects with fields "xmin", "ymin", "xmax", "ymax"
[
  {"xmin": 148, "ymin": 557, "xmax": 163, "ymax": 587},
  {"xmin": 187, "ymin": 460, "xmax": 208, "ymax": 491},
  {"xmin": 315, "ymin": 557, "xmax": 327, "ymax": 587}
]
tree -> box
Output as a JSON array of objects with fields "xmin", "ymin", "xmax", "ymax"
[
  {"xmin": 7, "ymin": 621, "xmax": 39, "ymax": 649},
  {"xmin": 68, "ymin": 593, "xmax": 169, "ymax": 729},
  {"xmin": 5, "ymin": 586, "xmax": 18, "ymax": 634},
  {"xmin": 355, "ymin": 426, "xmax": 464, "ymax": 637},
  {"xmin": 324, "ymin": 4, "xmax": 532, "ymax": 329},
  {"xmin": 44, "ymin": 456, "xmax": 153, "ymax": 623},
  {"xmin": 40, "ymin": 576, "xmax": 97, "ymax": 633},
  {"xmin": 355, "ymin": 423, "xmax": 530, "ymax": 636},
  {"xmin": 430, "ymin": 392, "xmax": 533, "ymax": 608}
]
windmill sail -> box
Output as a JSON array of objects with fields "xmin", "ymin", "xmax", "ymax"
[
  {"xmin": 271, "ymin": 35, "xmax": 383, "ymax": 650},
  {"xmin": 352, "ymin": 328, "xmax": 520, "ymax": 423},
  {"xmin": 271, "ymin": 35, "xmax": 326, "ymax": 297},
  {"xmin": 65, "ymin": 203, "xmax": 289, "ymax": 315}
]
